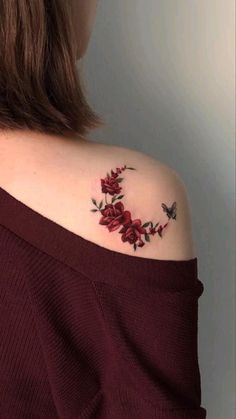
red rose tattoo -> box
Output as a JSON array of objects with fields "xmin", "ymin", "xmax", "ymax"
[
  {"xmin": 91, "ymin": 164, "xmax": 177, "ymax": 251},
  {"xmin": 101, "ymin": 175, "xmax": 122, "ymax": 196},
  {"xmin": 99, "ymin": 202, "xmax": 131, "ymax": 232},
  {"xmin": 119, "ymin": 219, "xmax": 147, "ymax": 248}
]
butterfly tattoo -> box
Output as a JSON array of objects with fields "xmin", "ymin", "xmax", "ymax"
[{"xmin": 161, "ymin": 202, "xmax": 177, "ymax": 220}]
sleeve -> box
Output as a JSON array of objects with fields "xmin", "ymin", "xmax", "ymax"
[{"xmin": 92, "ymin": 257, "xmax": 207, "ymax": 419}]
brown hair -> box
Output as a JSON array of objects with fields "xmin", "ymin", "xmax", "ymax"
[{"xmin": 0, "ymin": 0, "xmax": 103, "ymax": 136}]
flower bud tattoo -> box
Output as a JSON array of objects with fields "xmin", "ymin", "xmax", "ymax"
[{"xmin": 91, "ymin": 165, "xmax": 177, "ymax": 251}]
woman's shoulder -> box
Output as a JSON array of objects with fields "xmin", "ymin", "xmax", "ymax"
[
  {"xmin": 0, "ymin": 133, "xmax": 195, "ymax": 260},
  {"xmin": 93, "ymin": 142, "xmax": 195, "ymax": 259},
  {"xmin": 63, "ymin": 138, "xmax": 196, "ymax": 260}
]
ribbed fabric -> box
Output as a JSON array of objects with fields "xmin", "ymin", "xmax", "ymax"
[{"xmin": 0, "ymin": 185, "xmax": 207, "ymax": 419}]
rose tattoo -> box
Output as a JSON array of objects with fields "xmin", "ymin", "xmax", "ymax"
[{"xmin": 91, "ymin": 164, "xmax": 177, "ymax": 251}]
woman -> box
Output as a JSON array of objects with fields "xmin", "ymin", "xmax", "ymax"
[{"xmin": 0, "ymin": 1, "xmax": 207, "ymax": 418}]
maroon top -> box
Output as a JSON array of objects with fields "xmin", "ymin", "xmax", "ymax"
[{"xmin": 0, "ymin": 185, "xmax": 207, "ymax": 418}]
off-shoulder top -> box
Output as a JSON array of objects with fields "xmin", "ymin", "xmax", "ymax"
[{"xmin": 0, "ymin": 185, "xmax": 207, "ymax": 419}]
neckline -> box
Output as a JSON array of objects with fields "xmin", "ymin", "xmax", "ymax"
[{"xmin": 0, "ymin": 185, "xmax": 198, "ymax": 287}]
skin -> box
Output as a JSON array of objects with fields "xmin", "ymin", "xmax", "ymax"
[{"xmin": 70, "ymin": 0, "xmax": 99, "ymax": 59}]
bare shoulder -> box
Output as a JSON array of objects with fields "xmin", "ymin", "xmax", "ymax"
[
  {"xmin": 0, "ymin": 135, "xmax": 196, "ymax": 261},
  {"xmin": 89, "ymin": 142, "xmax": 196, "ymax": 260}
]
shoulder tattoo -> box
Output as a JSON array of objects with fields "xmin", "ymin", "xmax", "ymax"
[{"xmin": 90, "ymin": 164, "xmax": 177, "ymax": 251}]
